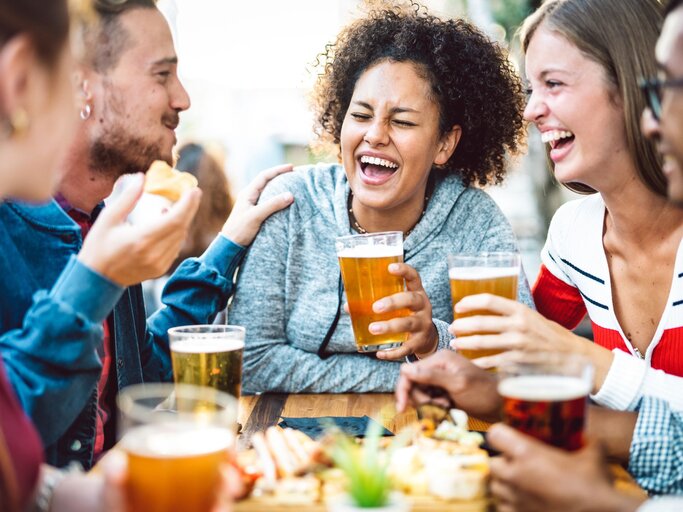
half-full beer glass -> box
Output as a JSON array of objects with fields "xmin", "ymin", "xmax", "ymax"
[
  {"xmin": 169, "ymin": 325, "xmax": 244, "ymax": 399},
  {"xmin": 448, "ymin": 252, "xmax": 520, "ymax": 360},
  {"xmin": 336, "ymin": 231, "xmax": 408, "ymax": 352},
  {"xmin": 117, "ymin": 383, "xmax": 237, "ymax": 512},
  {"xmin": 498, "ymin": 354, "xmax": 594, "ymax": 451}
]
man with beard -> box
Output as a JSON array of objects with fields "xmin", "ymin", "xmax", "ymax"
[
  {"xmin": 0, "ymin": 0, "xmax": 294, "ymax": 469},
  {"xmin": 396, "ymin": 0, "xmax": 683, "ymax": 509}
]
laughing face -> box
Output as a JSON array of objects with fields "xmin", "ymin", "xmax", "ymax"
[
  {"xmin": 524, "ymin": 25, "xmax": 630, "ymax": 191},
  {"xmin": 340, "ymin": 60, "xmax": 459, "ymax": 231},
  {"xmin": 87, "ymin": 8, "xmax": 190, "ymax": 179},
  {"xmin": 642, "ymin": 6, "xmax": 683, "ymax": 205}
]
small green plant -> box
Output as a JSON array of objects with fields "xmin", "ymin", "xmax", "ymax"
[{"xmin": 328, "ymin": 420, "xmax": 391, "ymax": 508}]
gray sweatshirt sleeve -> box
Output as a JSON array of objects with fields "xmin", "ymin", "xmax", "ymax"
[{"xmin": 229, "ymin": 180, "xmax": 401, "ymax": 394}]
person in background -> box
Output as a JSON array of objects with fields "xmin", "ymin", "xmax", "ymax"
[
  {"xmin": 142, "ymin": 142, "xmax": 233, "ymax": 314},
  {"xmin": 449, "ymin": 0, "xmax": 683, "ymax": 413},
  {"xmin": 0, "ymin": 0, "xmax": 294, "ymax": 470},
  {"xmin": 229, "ymin": 1, "xmax": 530, "ymax": 394},
  {"xmin": 175, "ymin": 143, "xmax": 233, "ymax": 265},
  {"xmin": 397, "ymin": 0, "xmax": 683, "ymax": 506}
]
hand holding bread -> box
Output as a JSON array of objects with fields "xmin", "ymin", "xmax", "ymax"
[{"xmin": 78, "ymin": 170, "xmax": 201, "ymax": 287}]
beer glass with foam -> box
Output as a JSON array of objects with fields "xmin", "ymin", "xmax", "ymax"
[
  {"xmin": 336, "ymin": 231, "xmax": 409, "ymax": 352},
  {"xmin": 117, "ymin": 383, "xmax": 237, "ymax": 512},
  {"xmin": 448, "ymin": 252, "xmax": 520, "ymax": 360},
  {"xmin": 497, "ymin": 354, "xmax": 594, "ymax": 451},
  {"xmin": 169, "ymin": 325, "xmax": 244, "ymax": 399}
]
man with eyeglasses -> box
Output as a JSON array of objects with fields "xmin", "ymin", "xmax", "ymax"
[
  {"xmin": 396, "ymin": 0, "xmax": 683, "ymax": 510},
  {"xmin": 0, "ymin": 0, "xmax": 294, "ymax": 470}
]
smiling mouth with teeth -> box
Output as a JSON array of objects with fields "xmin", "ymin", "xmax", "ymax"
[
  {"xmin": 359, "ymin": 155, "xmax": 399, "ymax": 179},
  {"xmin": 541, "ymin": 129, "xmax": 575, "ymax": 150}
]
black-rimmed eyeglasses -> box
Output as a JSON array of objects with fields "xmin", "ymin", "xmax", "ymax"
[{"xmin": 639, "ymin": 75, "xmax": 683, "ymax": 121}]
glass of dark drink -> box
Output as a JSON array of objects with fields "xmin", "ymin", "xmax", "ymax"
[{"xmin": 497, "ymin": 354, "xmax": 594, "ymax": 451}]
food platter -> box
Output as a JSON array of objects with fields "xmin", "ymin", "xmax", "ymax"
[{"xmin": 233, "ymin": 396, "xmax": 492, "ymax": 512}]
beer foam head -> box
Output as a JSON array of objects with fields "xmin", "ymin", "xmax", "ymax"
[
  {"xmin": 171, "ymin": 338, "xmax": 245, "ymax": 354},
  {"xmin": 448, "ymin": 266, "xmax": 518, "ymax": 280},
  {"xmin": 498, "ymin": 375, "xmax": 590, "ymax": 401},
  {"xmin": 337, "ymin": 244, "xmax": 402, "ymax": 258},
  {"xmin": 122, "ymin": 424, "xmax": 233, "ymax": 458}
]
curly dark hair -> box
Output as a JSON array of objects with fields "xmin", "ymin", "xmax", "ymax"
[{"xmin": 312, "ymin": 2, "xmax": 526, "ymax": 186}]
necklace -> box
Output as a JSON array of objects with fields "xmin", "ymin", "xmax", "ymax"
[{"xmin": 347, "ymin": 178, "xmax": 433, "ymax": 237}]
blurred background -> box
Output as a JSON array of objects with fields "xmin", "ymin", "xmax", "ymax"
[{"xmin": 156, "ymin": 0, "xmax": 581, "ymax": 288}]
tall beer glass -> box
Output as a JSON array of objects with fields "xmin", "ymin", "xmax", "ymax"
[
  {"xmin": 498, "ymin": 354, "xmax": 593, "ymax": 451},
  {"xmin": 169, "ymin": 325, "xmax": 244, "ymax": 399},
  {"xmin": 336, "ymin": 231, "xmax": 409, "ymax": 352},
  {"xmin": 448, "ymin": 252, "xmax": 520, "ymax": 360},
  {"xmin": 117, "ymin": 383, "xmax": 237, "ymax": 512}
]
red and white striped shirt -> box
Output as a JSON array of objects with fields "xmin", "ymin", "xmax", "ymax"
[{"xmin": 534, "ymin": 194, "xmax": 683, "ymax": 410}]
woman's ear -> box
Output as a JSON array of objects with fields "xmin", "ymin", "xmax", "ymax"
[
  {"xmin": 0, "ymin": 35, "xmax": 35, "ymax": 137},
  {"xmin": 433, "ymin": 125, "xmax": 462, "ymax": 166}
]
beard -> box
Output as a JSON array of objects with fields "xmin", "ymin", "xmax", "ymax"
[
  {"xmin": 88, "ymin": 81, "xmax": 178, "ymax": 179},
  {"xmin": 89, "ymin": 127, "xmax": 171, "ymax": 179}
]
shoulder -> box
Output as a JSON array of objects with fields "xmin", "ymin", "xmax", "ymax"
[
  {"xmin": 260, "ymin": 163, "xmax": 343, "ymax": 208},
  {"xmin": 253, "ymin": 163, "xmax": 344, "ymax": 236},
  {"xmin": 548, "ymin": 194, "xmax": 603, "ymax": 233},
  {"xmin": 443, "ymin": 181, "xmax": 508, "ymax": 229}
]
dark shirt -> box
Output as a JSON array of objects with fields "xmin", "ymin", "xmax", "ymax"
[{"xmin": 55, "ymin": 195, "xmax": 112, "ymax": 459}]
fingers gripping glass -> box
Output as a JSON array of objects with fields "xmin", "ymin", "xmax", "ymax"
[{"xmin": 639, "ymin": 76, "xmax": 683, "ymax": 121}]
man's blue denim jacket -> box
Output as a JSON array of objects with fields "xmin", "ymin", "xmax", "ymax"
[{"xmin": 0, "ymin": 199, "xmax": 244, "ymax": 468}]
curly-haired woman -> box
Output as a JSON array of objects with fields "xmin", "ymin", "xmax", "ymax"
[{"xmin": 229, "ymin": 2, "xmax": 532, "ymax": 393}]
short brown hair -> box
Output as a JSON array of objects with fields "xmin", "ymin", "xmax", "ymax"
[
  {"xmin": 520, "ymin": 0, "xmax": 664, "ymax": 196},
  {"xmin": 84, "ymin": 0, "xmax": 158, "ymax": 72},
  {"xmin": 312, "ymin": 2, "xmax": 526, "ymax": 187}
]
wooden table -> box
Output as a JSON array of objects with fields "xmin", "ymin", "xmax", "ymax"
[{"xmin": 237, "ymin": 392, "xmax": 490, "ymax": 450}]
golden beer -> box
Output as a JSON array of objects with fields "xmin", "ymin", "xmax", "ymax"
[
  {"xmin": 117, "ymin": 384, "xmax": 237, "ymax": 512},
  {"xmin": 123, "ymin": 424, "xmax": 233, "ymax": 512},
  {"xmin": 337, "ymin": 236, "xmax": 409, "ymax": 351},
  {"xmin": 171, "ymin": 338, "xmax": 244, "ymax": 399},
  {"xmin": 449, "ymin": 265, "xmax": 518, "ymax": 360}
]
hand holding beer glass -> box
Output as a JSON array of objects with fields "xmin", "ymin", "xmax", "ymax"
[
  {"xmin": 336, "ymin": 231, "xmax": 409, "ymax": 352},
  {"xmin": 497, "ymin": 354, "xmax": 593, "ymax": 451},
  {"xmin": 117, "ymin": 383, "xmax": 237, "ymax": 512},
  {"xmin": 448, "ymin": 252, "xmax": 520, "ymax": 361},
  {"xmin": 169, "ymin": 325, "xmax": 244, "ymax": 399}
]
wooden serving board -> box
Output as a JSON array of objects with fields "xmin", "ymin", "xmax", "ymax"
[{"xmin": 235, "ymin": 494, "xmax": 490, "ymax": 512}]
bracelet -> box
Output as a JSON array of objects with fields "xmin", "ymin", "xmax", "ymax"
[{"xmin": 32, "ymin": 462, "xmax": 82, "ymax": 512}]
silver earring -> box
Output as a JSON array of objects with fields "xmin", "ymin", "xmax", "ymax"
[{"xmin": 80, "ymin": 103, "xmax": 91, "ymax": 120}]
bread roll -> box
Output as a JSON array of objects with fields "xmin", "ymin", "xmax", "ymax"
[{"xmin": 144, "ymin": 160, "xmax": 198, "ymax": 202}]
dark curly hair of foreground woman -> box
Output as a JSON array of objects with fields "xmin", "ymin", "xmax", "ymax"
[{"xmin": 312, "ymin": 2, "xmax": 526, "ymax": 186}]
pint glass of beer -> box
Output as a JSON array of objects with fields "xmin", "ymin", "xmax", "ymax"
[
  {"xmin": 169, "ymin": 325, "xmax": 244, "ymax": 399},
  {"xmin": 336, "ymin": 231, "xmax": 409, "ymax": 352},
  {"xmin": 448, "ymin": 252, "xmax": 520, "ymax": 360},
  {"xmin": 117, "ymin": 383, "xmax": 237, "ymax": 512},
  {"xmin": 498, "ymin": 354, "xmax": 594, "ymax": 451}
]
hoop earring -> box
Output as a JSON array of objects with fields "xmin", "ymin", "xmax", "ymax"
[{"xmin": 80, "ymin": 103, "xmax": 91, "ymax": 121}]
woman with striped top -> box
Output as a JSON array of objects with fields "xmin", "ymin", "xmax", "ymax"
[{"xmin": 450, "ymin": 0, "xmax": 683, "ymax": 411}]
